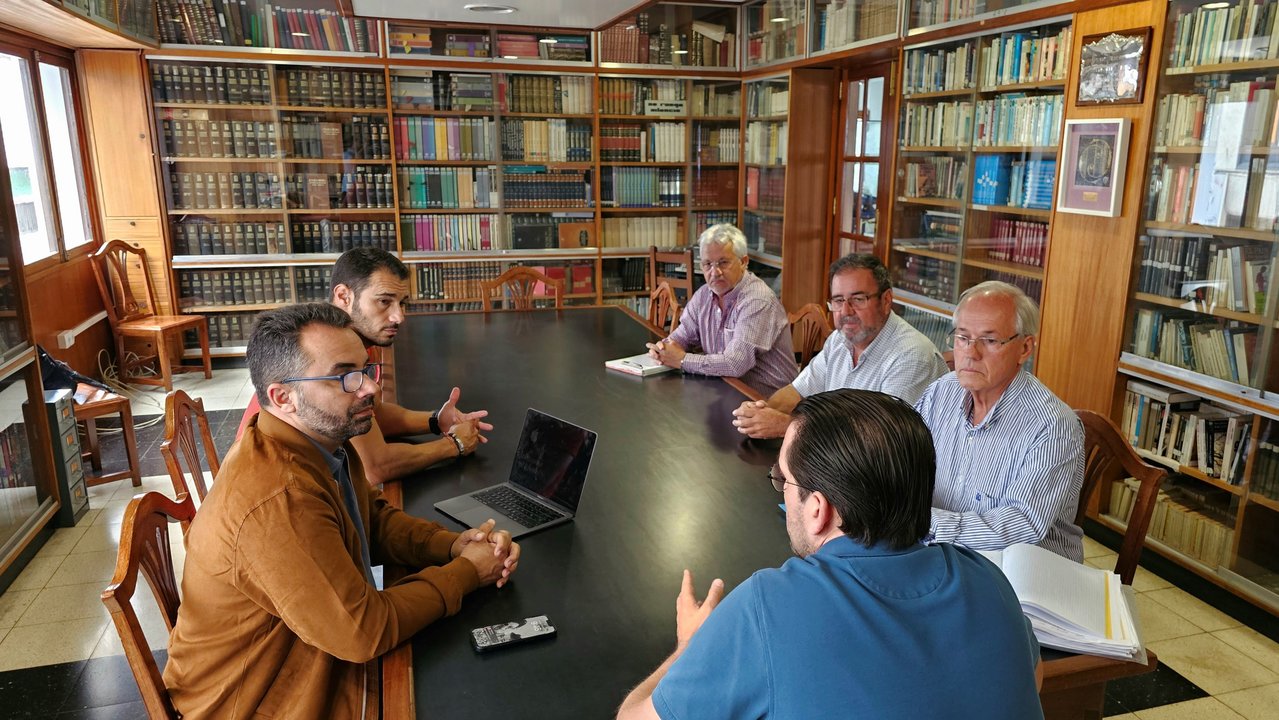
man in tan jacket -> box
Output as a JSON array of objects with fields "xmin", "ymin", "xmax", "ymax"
[{"xmin": 164, "ymin": 303, "xmax": 520, "ymax": 719}]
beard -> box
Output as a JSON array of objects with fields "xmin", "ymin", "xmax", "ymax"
[
  {"xmin": 350, "ymin": 304, "xmax": 397, "ymax": 347},
  {"xmin": 295, "ymin": 389, "xmax": 375, "ymax": 444},
  {"xmin": 786, "ymin": 503, "xmax": 816, "ymax": 558}
]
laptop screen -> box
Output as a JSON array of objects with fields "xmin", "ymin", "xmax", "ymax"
[{"xmin": 509, "ymin": 409, "xmax": 597, "ymax": 513}]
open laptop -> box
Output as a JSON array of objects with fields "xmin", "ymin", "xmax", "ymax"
[{"xmin": 435, "ymin": 408, "xmax": 597, "ymax": 539}]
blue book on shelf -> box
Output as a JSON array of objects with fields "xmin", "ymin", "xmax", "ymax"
[{"xmin": 973, "ymin": 154, "xmax": 1012, "ymax": 206}]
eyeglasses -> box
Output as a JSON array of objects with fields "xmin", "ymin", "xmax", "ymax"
[
  {"xmin": 700, "ymin": 258, "xmax": 738, "ymax": 273},
  {"xmin": 282, "ymin": 363, "xmax": 382, "ymax": 393},
  {"xmin": 768, "ymin": 463, "xmax": 803, "ymax": 493},
  {"xmin": 827, "ymin": 289, "xmax": 885, "ymax": 311},
  {"xmin": 947, "ymin": 331, "xmax": 1022, "ymax": 352}
]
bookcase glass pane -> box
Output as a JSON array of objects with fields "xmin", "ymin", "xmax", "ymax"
[
  {"xmin": 156, "ymin": 0, "xmax": 379, "ymax": 52},
  {"xmin": 814, "ymin": 0, "xmax": 899, "ymax": 52},
  {"xmin": 61, "ymin": 0, "xmax": 115, "ymax": 27},
  {"xmin": 598, "ymin": 3, "xmax": 738, "ymax": 68},
  {"xmin": 907, "ymin": 0, "xmax": 1069, "ymax": 34},
  {"xmin": 0, "ymin": 366, "xmax": 47, "ymax": 551},
  {"xmin": 745, "ymin": 0, "xmax": 809, "ymax": 67},
  {"xmin": 744, "ymin": 77, "xmax": 788, "ymax": 258},
  {"xmin": 118, "ymin": 0, "xmax": 157, "ymax": 41},
  {"xmin": 386, "ymin": 23, "xmax": 493, "ymax": 59}
]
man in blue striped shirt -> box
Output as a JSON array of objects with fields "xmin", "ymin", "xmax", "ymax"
[{"xmin": 915, "ymin": 281, "xmax": 1085, "ymax": 561}]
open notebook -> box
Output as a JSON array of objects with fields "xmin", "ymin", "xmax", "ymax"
[{"xmin": 605, "ymin": 353, "xmax": 675, "ymax": 377}]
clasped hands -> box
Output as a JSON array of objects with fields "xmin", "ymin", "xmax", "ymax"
[
  {"xmin": 731, "ymin": 400, "xmax": 789, "ymax": 439},
  {"xmin": 437, "ymin": 387, "xmax": 494, "ymax": 456},
  {"xmin": 645, "ymin": 339, "xmax": 686, "ymax": 369},
  {"xmin": 450, "ymin": 519, "xmax": 520, "ymax": 588}
]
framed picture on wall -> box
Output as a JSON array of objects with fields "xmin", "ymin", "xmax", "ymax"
[
  {"xmin": 1057, "ymin": 119, "xmax": 1130, "ymax": 217},
  {"xmin": 1076, "ymin": 28, "xmax": 1151, "ymax": 105}
]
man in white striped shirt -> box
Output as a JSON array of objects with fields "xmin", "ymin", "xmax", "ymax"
[
  {"xmin": 731, "ymin": 254, "xmax": 948, "ymax": 439},
  {"xmin": 915, "ymin": 281, "xmax": 1085, "ymax": 561}
]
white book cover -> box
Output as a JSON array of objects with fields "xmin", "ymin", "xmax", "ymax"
[{"xmin": 605, "ymin": 353, "xmax": 675, "ymax": 377}]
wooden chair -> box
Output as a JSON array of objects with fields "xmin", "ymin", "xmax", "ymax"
[
  {"xmin": 101, "ymin": 491, "xmax": 196, "ymax": 720},
  {"xmin": 91, "ymin": 240, "xmax": 212, "ymax": 392},
  {"xmin": 481, "ymin": 266, "xmax": 564, "ymax": 311},
  {"xmin": 943, "ymin": 350, "xmax": 955, "ymax": 371},
  {"xmin": 1076, "ymin": 409, "xmax": 1167, "ymax": 585},
  {"xmin": 647, "ymin": 281, "xmax": 682, "ymax": 335},
  {"xmin": 160, "ymin": 390, "xmax": 220, "ymax": 504},
  {"xmin": 76, "ymin": 389, "xmax": 142, "ymax": 490},
  {"xmin": 787, "ymin": 303, "xmax": 833, "ymax": 369},
  {"xmin": 648, "ymin": 246, "xmax": 696, "ymax": 305}
]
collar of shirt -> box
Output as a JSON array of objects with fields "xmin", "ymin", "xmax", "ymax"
[
  {"xmin": 302, "ymin": 434, "xmax": 346, "ymax": 481},
  {"xmin": 849, "ymin": 311, "xmax": 905, "ymax": 368},
  {"xmin": 815, "ymin": 534, "xmax": 927, "ymax": 559},
  {"xmin": 961, "ymin": 369, "xmax": 1031, "ymax": 432}
]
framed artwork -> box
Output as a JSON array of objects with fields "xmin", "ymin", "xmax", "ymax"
[
  {"xmin": 1057, "ymin": 119, "xmax": 1131, "ymax": 217},
  {"xmin": 1077, "ymin": 28, "xmax": 1151, "ymax": 105}
]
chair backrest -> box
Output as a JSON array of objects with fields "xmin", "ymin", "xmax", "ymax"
[
  {"xmin": 787, "ymin": 303, "xmax": 833, "ymax": 369},
  {"xmin": 160, "ymin": 390, "xmax": 220, "ymax": 504},
  {"xmin": 481, "ymin": 266, "xmax": 564, "ymax": 311},
  {"xmin": 942, "ymin": 350, "xmax": 956, "ymax": 371},
  {"xmin": 101, "ymin": 491, "xmax": 196, "ymax": 720},
  {"xmin": 649, "ymin": 246, "xmax": 695, "ymax": 304},
  {"xmin": 91, "ymin": 240, "xmax": 161, "ymax": 325},
  {"xmin": 1076, "ymin": 409, "xmax": 1167, "ymax": 585},
  {"xmin": 647, "ymin": 281, "xmax": 682, "ymax": 335}
]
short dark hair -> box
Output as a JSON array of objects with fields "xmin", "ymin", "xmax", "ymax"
[
  {"xmin": 248, "ymin": 303, "xmax": 353, "ymax": 406},
  {"xmin": 828, "ymin": 253, "xmax": 890, "ymax": 293},
  {"xmin": 330, "ymin": 247, "xmax": 409, "ymax": 298},
  {"xmin": 786, "ymin": 389, "xmax": 935, "ymax": 550}
]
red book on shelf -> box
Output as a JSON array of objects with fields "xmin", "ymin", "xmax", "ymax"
[{"xmin": 305, "ymin": 10, "xmax": 324, "ymax": 50}]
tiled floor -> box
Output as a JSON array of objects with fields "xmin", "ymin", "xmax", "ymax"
[{"xmin": 1, "ymin": 367, "xmax": 1278, "ymax": 717}]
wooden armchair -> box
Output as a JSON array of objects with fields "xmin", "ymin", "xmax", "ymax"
[
  {"xmin": 787, "ymin": 303, "xmax": 833, "ymax": 369},
  {"xmin": 160, "ymin": 390, "xmax": 220, "ymax": 505},
  {"xmin": 101, "ymin": 491, "xmax": 196, "ymax": 720},
  {"xmin": 648, "ymin": 282, "xmax": 682, "ymax": 335},
  {"xmin": 91, "ymin": 240, "xmax": 212, "ymax": 392},
  {"xmin": 1076, "ymin": 410, "xmax": 1168, "ymax": 585},
  {"xmin": 648, "ymin": 246, "xmax": 695, "ymax": 305},
  {"xmin": 481, "ymin": 266, "xmax": 564, "ymax": 311}
]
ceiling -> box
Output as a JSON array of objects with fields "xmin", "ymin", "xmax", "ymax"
[{"xmin": 351, "ymin": 1, "xmax": 746, "ymax": 32}]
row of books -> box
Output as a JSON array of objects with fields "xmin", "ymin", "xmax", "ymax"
[
  {"xmin": 1247, "ymin": 432, "xmax": 1279, "ymax": 500},
  {"xmin": 501, "ymin": 119, "xmax": 593, "ymax": 163},
  {"xmin": 290, "ymin": 221, "xmax": 397, "ymax": 255},
  {"xmin": 280, "ymin": 116, "xmax": 390, "ymax": 160},
  {"xmin": 392, "ymin": 73, "xmax": 493, "ymax": 112},
  {"xmin": 894, "ymin": 254, "xmax": 956, "ymax": 302},
  {"xmin": 1107, "ymin": 479, "xmax": 1235, "ymax": 567},
  {"xmin": 172, "ymin": 220, "xmax": 285, "ymax": 255},
  {"xmin": 1131, "ymin": 309, "xmax": 1257, "ymax": 385},
  {"xmin": 745, "ymin": 83, "xmax": 789, "ymax": 118},
  {"xmin": 973, "ymin": 94, "xmax": 1064, "ymax": 147},
  {"xmin": 401, "ymin": 214, "xmax": 499, "ymax": 253},
  {"xmin": 280, "ymin": 68, "xmax": 386, "ymax": 109},
  {"xmin": 1153, "ymin": 77, "xmax": 1277, "ymax": 148},
  {"xmin": 503, "ymin": 168, "xmax": 593, "ymax": 208},
  {"xmin": 1121, "ymin": 380, "xmax": 1250, "ymax": 481},
  {"xmin": 977, "ymin": 27, "xmax": 1072, "ymax": 88},
  {"xmin": 815, "ymin": 0, "xmax": 858, "ymax": 51},
  {"xmin": 170, "ymin": 171, "xmax": 281, "ymax": 210},
  {"xmin": 692, "ymin": 168, "xmax": 739, "ymax": 208},
  {"xmin": 692, "ymin": 210, "xmax": 737, "ymax": 235},
  {"xmin": 599, "ymin": 15, "xmax": 736, "ymax": 68},
  {"xmin": 911, "ymin": 210, "xmax": 961, "ymax": 252},
  {"xmin": 979, "ymin": 218, "xmax": 1049, "ymax": 267},
  {"xmin": 396, "ymin": 167, "xmax": 497, "ymax": 210},
  {"xmin": 602, "ymin": 258, "xmax": 649, "ymax": 294},
  {"xmin": 694, "ymin": 127, "xmax": 740, "ymax": 163},
  {"xmin": 386, "ymin": 27, "xmax": 433, "ymax": 57},
  {"xmin": 160, "ymin": 119, "xmax": 278, "ymax": 159},
  {"xmin": 495, "ymin": 34, "xmax": 590, "ymax": 62},
  {"xmin": 296, "ymin": 267, "xmax": 332, "ymax": 301},
  {"xmin": 500, "ymin": 75, "xmax": 592, "ymax": 115},
  {"xmin": 413, "ymin": 261, "xmax": 503, "ymax": 301},
  {"xmin": 268, "ymin": 7, "xmax": 377, "ymax": 53},
  {"xmin": 200, "ymin": 311, "xmax": 255, "ymax": 348},
  {"xmin": 1135, "ymin": 234, "xmax": 1271, "ymax": 314},
  {"xmin": 150, "ymin": 62, "xmax": 271, "ymax": 105},
  {"xmin": 902, "ymin": 100, "xmax": 972, "ymax": 147},
  {"xmin": 903, "ymin": 43, "xmax": 975, "ymax": 95},
  {"xmin": 1006, "ymin": 158, "xmax": 1057, "ymax": 210},
  {"xmin": 1148, "ymin": 157, "xmax": 1279, "ymax": 230},
  {"xmin": 599, "ymin": 78, "xmax": 685, "ymax": 116},
  {"xmin": 913, "ymin": 0, "xmax": 985, "ymax": 28},
  {"xmin": 509, "ymin": 215, "xmax": 593, "ymax": 249},
  {"xmin": 603, "ymin": 216, "xmax": 681, "ymax": 248},
  {"xmin": 903, "ymin": 157, "xmax": 968, "ymax": 200},
  {"xmin": 743, "ymin": 212, "xmax": 783, "ymax": 255},
  {"xmin": 746, "ymin": 7, "xmax": 803, "ymax": 66},
  {"xmin": 600, "ymin": 123, "xmax": 687, "ymax": 163},
  {"xmin": 601, "ymin": 168, "xmax": 685, "ymax": 208},
  {"xmin": 690, "ymin": 85, "xmax": 739, "ymax": 117},
  {"xmin": 744, "ymin": 166, "xmax": 784, "ymax": 212},
  {"xmin": 976, "ymin": 270, "xmax": 1043, "ymax": 301},
  {"xmin": 178, "ymin": 268, "xmax": 292, "ymax": 308},
  {"xmin": 395, "ymin": 117, "xmax": 493, "ymax": 162},
  {"xmin": 439, "ymin": 32, "xmax": 489, "ymax": 58},
  {"xmin": 285, "ymin": 170, "xmax": 394, "ymax": 210},
  {"xmin": 1169, "ymin": 0, "xmax": 1279, "ymax": 67},
  {"xmin": 744, "ymin": 121, "xmax": 788, "ymax": 166},
  {"xmin": 0, "ymin": 421, "xmax": 34, "ymax": 491},
  {"xmin": 896, "ymin": 305, "xmax": 952, "ymax": 350}
]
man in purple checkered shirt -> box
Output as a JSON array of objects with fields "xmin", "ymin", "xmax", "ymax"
[{"xmin": 645, "ymin": 224, "xmax": 798, "ymax": 396}]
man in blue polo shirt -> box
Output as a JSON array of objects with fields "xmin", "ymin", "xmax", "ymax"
[{"xmin": 616, "ymin": 389, "xmax": 1043, "ymax": 720}]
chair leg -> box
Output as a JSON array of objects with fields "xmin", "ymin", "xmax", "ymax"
[
  {"xmin": 118, "ymin": 403, "xmax": 142, "ymax": 488},
  {"xmin": 197, "ymin": 323, "xmax": 212, "ymax": 379},
  {"xmin": 156, "ymin": 332, "xmax": 174, "ymax": 392},
  {"xmin": 84, "ymin": 417, "xmax": 103, "ymax": 471}
]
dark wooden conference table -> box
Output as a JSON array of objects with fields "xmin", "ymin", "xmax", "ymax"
[{"xmin": 381, "ymin": 306, "xmax": 1154, "ymax": 719}]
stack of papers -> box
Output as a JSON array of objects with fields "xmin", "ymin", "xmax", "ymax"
[
  {"xmin": 604, "ymin": 353, "xmax": 674, "ymax": 377},
  {"xmin": 980, "ymin": 543, "xmax": 1145, "ymax": 662}
]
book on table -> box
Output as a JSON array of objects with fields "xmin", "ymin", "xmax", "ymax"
[
  {"xmin": 605, "ymin": 353, "xmax": 675, "ymax": 377},
  {"xmin": 979, "ymin": 543, "xmax": 1145, "ymax": 662}
]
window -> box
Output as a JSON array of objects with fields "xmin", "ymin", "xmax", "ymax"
[
  {"xmin": 0, "ymin": 48, "xmax": 93, "ymax": 265},
  {"xmin": 833, "ymin": 68, "xmax": 889, "ymax": 258}
]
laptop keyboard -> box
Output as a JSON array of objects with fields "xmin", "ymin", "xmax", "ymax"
[{"xmin": 473, "ymin": 486, "xmax": 562, "ymax": 528}]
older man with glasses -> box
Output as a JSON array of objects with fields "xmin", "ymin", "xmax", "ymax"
[
  {"xmin": 645, "ymin": 223, "xmax": 799, "ymax": 396},
  {"xmin": 915, "ymin": 280, "xmax": 1086, "ymax": 561},
  {"xmin": 732, "ymin": 253, "xmax": 948, "ymax": 439}
]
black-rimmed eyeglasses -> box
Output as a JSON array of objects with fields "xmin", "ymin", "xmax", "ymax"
[
  {"xmin": 282, "ymin": 363, "xmax": 382, "ymax": 393},
  {"xmin": 768, "ymin": 463, "xmax": 804, "ymax": 493},
  {"xmin": 827, "ymin": 289, "xmax": 885, "ymax": 311}
]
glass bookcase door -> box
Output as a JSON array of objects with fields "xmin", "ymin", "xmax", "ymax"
[
  {"xmin": 597, "ymin": 3, "xmax": 738, "ymax": 68},
  {"xmin": 155, "ymin": 0, "xmax": 379, "ymax": 52},
  {"xmin": 906, "ymin": 0, "xmax": 1070, "ymax": 35},
  {"xmin": 813, "ymin": 0, "xmax": 900, "ymax": 53},
  {"xmin": 118, "ymin": 0, "xmax": 158, "ymax": 42},
  {"xmin": 835, "ymin": 74, "xmax": 886, "ymax": 257},
  {"xmin": 744, "ymin": 76, "xmax": 788, "ymax": 266},
  {"xmin": 690, "ymin": 79, "xmax": 741, "ymax": 243},
  {"xmin": 745, "ymin": 0, "xmax": 809, "ymax": 68}
]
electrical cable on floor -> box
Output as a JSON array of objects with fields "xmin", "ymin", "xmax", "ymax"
[{"xmin": 77, "ymin": 349, "xmax": 166, "ymax": 437}]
